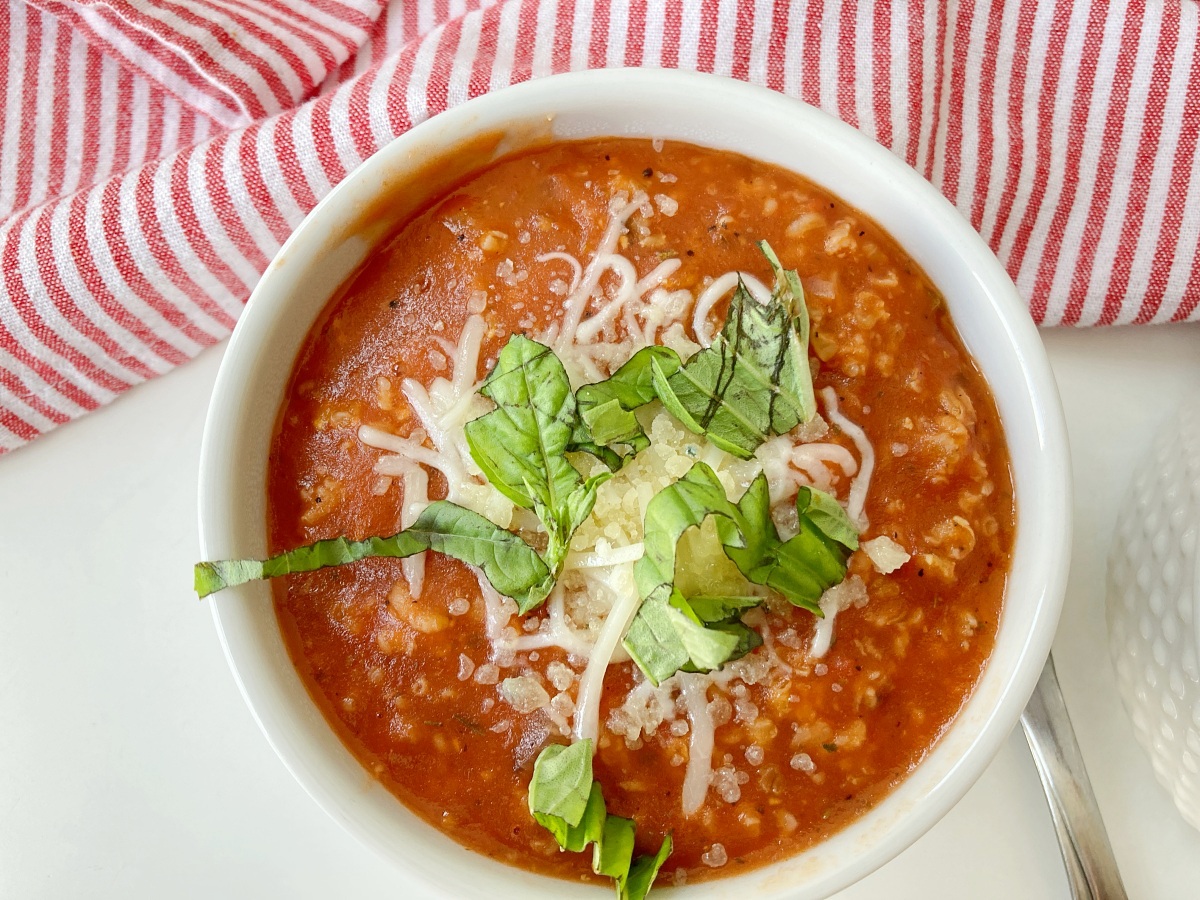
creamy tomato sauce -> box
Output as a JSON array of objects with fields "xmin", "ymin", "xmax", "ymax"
[{"xmin": 268, "ymin": 139, "xmax": 1014, "ymax": 886}]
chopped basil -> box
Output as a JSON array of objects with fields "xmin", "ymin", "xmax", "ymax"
[
  {"xmin": 622, "ymin": 464, "xmax": 764, "ymax": 684},
  {"xmin": 796, "ymin": 485, "xmax": 860, "ymax": 550},
  {"xmin": 717, "ymin": 472, "xmax": 776, "ymax": 579},
  {"xmin": 624, "ymin": 834, "xmax": 674, "ymax": 900},
  {"xmin": 683, "ymin": 595, "xmax": 763, "ymax": 624},
  {"xmin": 538, "ymin": 781, "xmax": 607, "ymax": 852},
  {"xmin": 465, "ymin": 336, "xmax": 611, "ymax": 589},
  {"xmin": 575, "ymin": 346, "xmax": 683, "ymax": 458},
  {"xmin": 528, "ymin": 739, "xmax": 595, "ymax": 830},
  {"xmin": 651, "ymin": 243, "xmax": 815, "ymax": 459},
  {"xmin": 705, "ymin": 619, "xmax": 765, "ymax": 660},
  {"xmin": 621, "ymin": 594, "xmax": 692, "ymax": 685},
  {"xmin": 724, "ymin": 475, "xmax": 855, "ymax": 614},
  {"xmin": 759, "ymin": 239, "xmax": 815, "ymax": 414},
  {"xmin": 193, "ymin": 500, "xmax": 552, "ymax": 608},
  {"xmin": 464, "ymin": 335, "xmax": 580, "ymax": 510},
  {"xmin": 530, "ymin": 742, "xmax": 671, "ymax": 899},
  {"xmin": 594, "ymin": 814, "xmax": 636, "ymax": 883},
  {"xmin": 624, "ymin": 591, "xmax": 764, "ymax": 685},
  {"xmin": 622, "ymin": 464, "xmax": 858, "ymax": 681}
]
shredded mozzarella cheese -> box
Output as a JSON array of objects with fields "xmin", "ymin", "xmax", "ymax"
[
  {"xmin": 679, "ymin": 674, "xmax": 715, "ymax": 816},
  {"xmin": 573, "ymin": 563, "xmax": 642, "ymax": 743},
  {"xmin": 820, "ymin": 387, "xmax": 874, "ymax": 531},
  {"xmin": 809, "ymin": 575, "xmax": 869, "ymax": 658}
]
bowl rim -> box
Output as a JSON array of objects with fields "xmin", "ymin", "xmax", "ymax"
[{"xmin": 199, "ymin": 68, "xmax": 1072, "ymax": 899}]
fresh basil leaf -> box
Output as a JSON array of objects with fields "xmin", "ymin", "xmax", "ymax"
[
  {"xmin": 631, "ymin": 462, "xmax": 743, "ymax": 605},
  {"xmin": 796, "ymin": 485, "xmax": 859, "ymax": 550},
  {"xmin": 583, "ymin": 346, "xmax": 682, "ymax": 411},
  {"xmin": 465, "ymin": 335, "xmax": 583, "ymax": 511},
  {"xmin": 719, "ymin": 472, "xmax": 775, "ymax": 578},
  {"xmin": 193, "ymin": 531, "xmax": 421, "ymax": 597},
  {"xmin": 577, "ymin": 346, "xmax": 682, "ymax": 452},
  {"xmin": 465, "ymin": 335, "xmax": 613, "ymax": 608},
  {"xmin": 624, "ymin": 833, "xmax": 673, "ymax": 900},
  {"xmin": 529, "ymin": 740, "xmax": 594, "ymax": 830},
  {"xmin": 714, "ymin": 473, "xmax": 855, "ymax": 614},
  {"xmin": 759, "ymin": 239, "xmax": 816, "ymax": 421},
  {"xmin": 706, "ymin": 620, "xmax": 764, "ymax": 661},
  {"xmin": 536, "ymin": 780, "xmax": 607, "ymax": 852},
  {"xmin": 528, "ymin": 745, "xmax": 671, "ymax": 900},
  {"xmin": 686, "ymin": 595, "xmax": 763, "ymax": 624},
  {"xmin": 622, "ymin": 594, "xmax": 691, "ymax": 685},
  {"xmin": 621, "ymin": 464, "xmax": 758, "ymax": 684},
  {"xmin": 594, "ymin": 814, "xmax": 636, "ymax": 886},
  {"xmin": 568, "ymin": 433, "xmax": 625, "ymax": 471},
  {"xmin": 193, "ymin": 500, "xmax": 552, "ymax": 607},
  {"xmin": 766, "ymin": 518, "xmax": 849, "ymax": 611},
  {"xmin": 665, "ymin": 592, "xmax": 742, "ymax": 671},
  {"xmin": 537, "ymin": 470, "xmax": 612, "ymax": 581},
  {"xmin": 581, "ymin": 398, "xmax": 644, "ymax": 450},
  {"xmin": 653, "ymin": 245, "xmax": 815, "ymax": 458},
  {"xmin": 724, "ymin": 495, "xmax": 853, "ymax": 615}
]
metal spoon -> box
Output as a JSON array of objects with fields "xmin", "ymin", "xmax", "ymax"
[{"xmin": 1020, "ymin": 653, "xmax": 1128, "ymax": 900}]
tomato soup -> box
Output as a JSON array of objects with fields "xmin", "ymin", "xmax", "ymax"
[{"xmin": 267, "ymin": 139, "xmax": 1014, "ymax": 887}]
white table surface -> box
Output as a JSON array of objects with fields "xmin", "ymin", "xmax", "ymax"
[{"xmin": 2, "ymin": 322, "xmax": 1198, "ymax": 899}]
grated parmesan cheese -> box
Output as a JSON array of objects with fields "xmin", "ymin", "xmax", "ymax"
[
  {"xmin": 499, "ymin": 676, "xmax": 551, "ymax": 714},
  {"xmin": 862, "ymin": 535, "xmax": 911, "ymax": 574}
]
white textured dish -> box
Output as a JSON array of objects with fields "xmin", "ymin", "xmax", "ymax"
[
  {"xmin": 1108, "ymin": 401, "xmax": 1200, "ymax": 831},
  {"xmin": 198, "ymin": 70, "xmax": 1072, "ymax": 899}
]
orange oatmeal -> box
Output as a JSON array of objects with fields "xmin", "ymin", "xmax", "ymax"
[{"xmin": 265, "ymin": 138, "xmax": 1014, "ymax": 888}]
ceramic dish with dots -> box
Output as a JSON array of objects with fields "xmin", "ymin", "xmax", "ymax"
[{"xmin": 1108, "ymin": 401, "xmax": 1200, "ymax": 831}]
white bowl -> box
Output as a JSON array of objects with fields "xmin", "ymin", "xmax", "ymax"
[{"xmin": 198, "ymin": 69, "xmax": 1072, "ymax": 899}]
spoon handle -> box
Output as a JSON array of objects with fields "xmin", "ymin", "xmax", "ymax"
[{"xmin": 1020, "ymin": 653, "xmax": 1128, "ymax": 900}]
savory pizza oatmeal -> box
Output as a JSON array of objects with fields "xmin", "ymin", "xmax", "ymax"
[{"xmin": 197, "ymin": 138, "xmax": 1014, "ymax": 896}]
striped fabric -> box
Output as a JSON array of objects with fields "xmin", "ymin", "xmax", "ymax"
[{"xmin": 1, "ymin": 0, "xmax": 1198, "ymax": 454}]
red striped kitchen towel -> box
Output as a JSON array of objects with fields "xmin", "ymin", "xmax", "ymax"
[{"xmin": 1, "ymin": 0, "xmax": 1198, "ymax": 455}]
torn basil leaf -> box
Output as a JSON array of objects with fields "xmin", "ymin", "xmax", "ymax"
[
  {"xmin": 652, "ymin": 243, "xmax": 815, "ymax": 459},
  {"xmin": 576, "ymin": 346, "xmax": 682, "ymax": 455},
  {"xmin": 796, "ymin": 485, "xmax": 859, "ymax": 550},
  {"xmin": 464, "ymin": 335, "xmax": 608, "ymax": 597},
  {"xmin": 537, "ymin": 781, "xmax": 607, "ymax": 853},
  {"xmin": 722, "ymin": 478, "xmax": 856, "ymax": 615},
  {"xmin": 759, "ymin": 239, "xmax": 817, "ymax": 424},
  {"xmin": 622, "ymin": 463, "xmax": 759, "ymax": 684},
  {"xmin": 760, "ymin": 520, "xmax": 848, "ymax": 613},
  {"xmin": 594, "ymin": 814, "xmax": 636, "ymax": 886},
  {"xmin": 622, "ymin": 594, "xmax": 692, "ymax": 685},
  {"xmin": 705, "ymin": 620, "xmax": 764, "ymax": 661},
  {"xmin": 623, "ymin": 466, "xmax": 857, "ymax": 681},
  {"xmin": 718, "ymin": 472, "xmax": 775, "ymax": 578},
  {"xmin": 528, "ymin": 739, "xmax": 594, "ymax": 830},
  {"xmin": 193, "ymin": 500, "xmax": 552, "ymax": 608},
  {"xmin": 535, "ymin": 469, "xmax": 613, "ymax": 583},
  {"xmin": 624, "ymin": 834, "xmax": 674, "ymax": 900},
  {"xmin": 625, "ymin": 590, "xmax": 762, "ymax": 684},
  {"xmin": 668, "ymin": 591, "xmax": 745, "ymax": 671},
  {"xmin": 531, "ymin": 742, "xmax": 671, "ymax": 899},
  {"xmin": 686, "ymin": 595, "xmax": 763, "ymax": 624},
  {"xmin": 631, "ymin": 462, "xmax": 744, "ymax": 606},
  {"xmin": 465, "ymin": 335, "xmax": 584, "ymax": 511}
]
